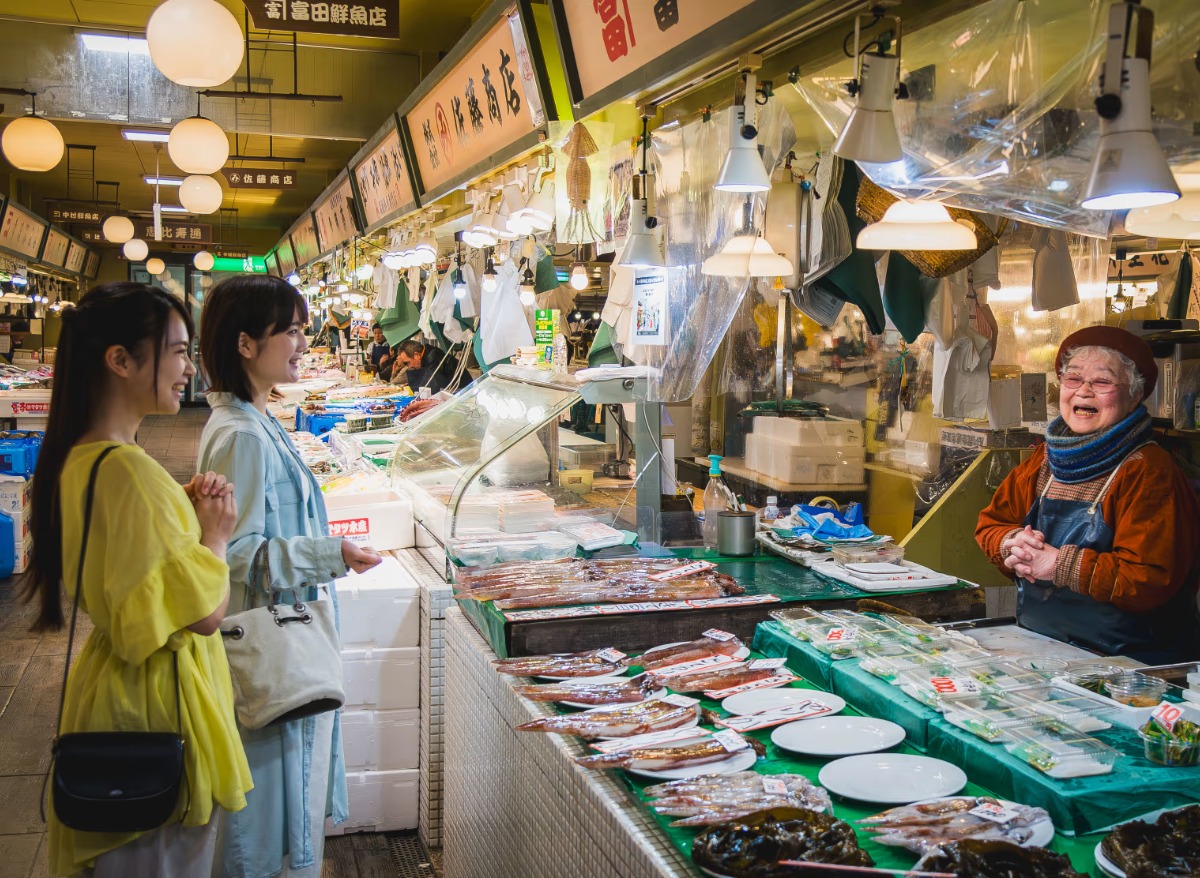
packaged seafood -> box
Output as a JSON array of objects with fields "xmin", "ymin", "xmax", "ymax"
[
  {"xmin": 858, "ymin": 797, "xmax": 1051, "ymax": 852},
  {"xmin": 513, "ymin": 674, "xmax": 658, "ymax": 706},
  {"xmin": 914, "ymin": 839, "xmax": 1086, "ymax": 877},
  {"xmin": 1100, "ymin": 804, "xmax": 1200, "ymax": 878},
  {"xmin": 637, "ymin": 633, "xmax": 746, "ymax": 671},
  {"xmin": 644, "ymin": 772, "xmax": 832, "ymax": 827},
  {"xmin": 493, "ymin": 647, "xmax": 630, "ymax": 678},
  {"xmin": 514, "ymin": 699, "xmax": 705, "ymax": 738},
  {"xmin": 690, "ymin": 807, "xmax": 873, "ymax": 877},
  {"xmin": 651, "ymin": 664, "xmax": 783, "ymax": 694},
  {"xmin": 1004, "ymin": 718, "xmax": 1119, "ymax": 778},
  {"xmin": 492, "ymin": 577, "xmax": 743, "ymax": 610},
  {"xmin": 574, "ymin": 734, "xmax": 765, "ymax": 771}
]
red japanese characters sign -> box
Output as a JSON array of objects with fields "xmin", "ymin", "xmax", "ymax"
[{"xmin": 242, "ymin": 0, "xmax": 399, "ymax": 39}]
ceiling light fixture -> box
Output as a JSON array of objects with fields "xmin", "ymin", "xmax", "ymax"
[
  {"xmin": 102, "ymin": 214, "xmax": 135, "ymax": 244},
  {"xmin": 1126, "ymin": 171, "xmax": 1200, "ymax": 239},
  {"xmin": 714, "ymin": 60, "xmax": 771, "ymax": 193},
  {"xmin": 168, "ymin": 108, "xmax": 229, "ymax": 175},
  {"xmin": 833, "ymin": 10, "xmax": 906, "ymax": 164},
  {"xmin": 178, "ymin": 174, "xmax": 223, "ymax": 214},
  {"xmin": 1, "ymin": 92, "xmax": 65, "ymax": 173},
  {"xmin": 158, "ymin": 205, "xmax": 190, "ymax": 213},
  {"xmin": 482, "ymin": 249, "xmax": 498, "ymax": 293},
  {"xmin": 146, "ymin": 257, "xmax": 166, "ymax": 275},
  {"xmin": 618, "ymin": 113, "xmax": 665, "ymax": 269},
  {"xmin": 857, "ymin": 199, "xmax": 977, "ymax": 250},
  {"xmin": 144, "ymin": 176, "xmax": 183, "ymax": 186},
  {"xmin": 287, "ymin": 272, "xmax": 302, "ymax": 286},
  {"xmin": 123, "ymin": 238, "xmax": 149, "ymax": 261},
  {"xmin": 1082, "ymin": 0, "xmax": 1179, "ymax": 211},
  {"xmin": 81, "ymin": 33, "xmax": 150, "ymax": 55},
  {"xmin": 146, "ymin": 0, "xmax": 245, "ymax": 88},
  {"xmin": 193, "ymin": 250, "xmax": 215, "ymax": 271},
  {"xmin": 122, "ymin": 129, "xmax": 171, "ymax": 142}
]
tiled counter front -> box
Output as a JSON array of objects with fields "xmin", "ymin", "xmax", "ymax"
[{"xmin": 444, "ymin": 608, "xmax": 698, "ymax": 878}]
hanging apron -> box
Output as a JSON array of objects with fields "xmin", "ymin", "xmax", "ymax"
[{"xmin": 1019, "ymin": 452, "xmax": 1200, "ymax": 664}]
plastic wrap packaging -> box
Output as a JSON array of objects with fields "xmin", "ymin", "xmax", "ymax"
[{"xmin": 793, "ymin": 0, "xmax": 1200, "ymax": 239}]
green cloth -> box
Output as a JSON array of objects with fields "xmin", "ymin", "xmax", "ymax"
[
  {"xmin": 1167, "ymin": 253, "xmax": 1194, "ymax": 320},
  {"xmin": 535, "ymin": 254, "xmax": 560, "ymax": 293},
  {"xmin": 883, "ymin": 252, "xmax": 938, "ymax": 343},
  {"xmin": 818, "ymin": 164, "xmax": 887, "ymax": 334},
  {"xmin": 588, "ymin": 321, "xmax": 620, "ymax": 367},
  {"xmin": 377, "ymin": 279, "xmax": 420, "ymax": 345}
]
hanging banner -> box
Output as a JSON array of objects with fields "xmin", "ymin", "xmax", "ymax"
[
  {"xmin": 401, "ymin": 2, "xmax": 551, "ymax": 200},
  {"xmin": 138, "ymin": 221, "xmax": 213, "ymax": 244},
  {"xmin": 77, "ymin": 226, "xmax": 106, "ymax": 246},
  {"xmin": 65, "ymin": 242, "xmax": 87, "ymax": 276},
  {"xmin": 632, "ymin": 268, "xmax": 668, "ymax": 346},
  {"xmin": 350, "ymin": 121, "xmax": 418, "ymax": 233},
  {"xmin": 241, "ymin": 0, "xmax": 399, "ymax": 39},
  {"xmin": 265, "ymin": 250, "xmax": 280, "ymax": 277},
  {"xmin": 289, "ymin": 214, "xmax": 321, "ymax": 268},
  {"xmin": 0, "ymin": 202, "xmax": 48, "ymax": 260},
  {"xmin": 222, "ymin": 168, "xmax": 299, "ymax": 189},
  {"xmin": 41, "ymin": 228, "xmax": 70, "ymax": 268},
  {"xmin": 313, "ymin": 172, "xmax": 360, "ymax": 255},
  {"xmin": 276, "ymin": 238, "xmax": 297, "ymax": 278}
]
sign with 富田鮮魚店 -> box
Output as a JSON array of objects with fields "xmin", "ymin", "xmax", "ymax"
[
  {"xmin": 400, "ymin": 1, "xmax": 552, "ymax": 201},
  {"xmin": 241, "ymin": 0, "xmax": 398, "ymax": 39},
  {"xmin": 139, "ymin": 222, "xmax": 213, "ymax": 245},
  {"xmin": 222, "ymin": 168, "xmax": 298, "ymax": 189}
]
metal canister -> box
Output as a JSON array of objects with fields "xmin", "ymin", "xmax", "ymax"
[{"xmin": 716, "ymin": 511, "xmax": 757, "ymax": 556}]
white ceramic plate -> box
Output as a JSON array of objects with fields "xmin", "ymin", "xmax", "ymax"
[
  {"xmin": 722, "ymin": 688, "xmax": 846, "ymax": 717},
  {"xmin": 561, "ymin": 687, "xmax": 667, "ymax": 709},
  {"xmin": 627, "ymin": 746, "xmax": 758, "ymax": 780},
  {"xmin": 1094, "ymin": 842, "xmax": 1125, "ymax": 877},
  {"xmin": 819, "ymin": 754, "xmax": 967, "ymax": 804},
  {"xmin": 771, "ymin": 716, "xmax": 906, "ymax": 757},
  {"xmin": 899, "ymin": 797, "xmax": 1054, "ymax": 848}
]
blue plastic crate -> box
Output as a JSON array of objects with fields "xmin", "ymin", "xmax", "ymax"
[{"xmin": 0, "ymin": 433, "xmax": 42, "ymax": 476}]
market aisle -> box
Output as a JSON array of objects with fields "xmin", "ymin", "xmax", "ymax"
[{"xmin": 0, "ymin": 408, "xmax": 437, "ymax": 878}]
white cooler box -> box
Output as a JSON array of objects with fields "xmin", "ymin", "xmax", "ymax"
[
  {"xmin": 751, "ymin": 416, "xmax": 864, "ymax": 446},
  {"xmin": 0, "ymin": 475, "xmax": 31, "ymax": 514},
  {"xmin": 324, "ymin": 489, "xmax": 415, "ymax": 550},
  {"xmin": 341, "ymin": 647, "xmax": 419, "ymax": 710},
  {"xmin": 325, "ymin": 769, "xmax": 418, "ymax": 835},
  {"xmin": 335, "ymin": 556, "xmax": 420, "ymax": 649},
  {"xmin": 340, "ymin": 708, "xmax": 419, "ymax": 771},
  {"xmin": 745, "ymin": 435, "xmax": 866, "ymax": 485}
]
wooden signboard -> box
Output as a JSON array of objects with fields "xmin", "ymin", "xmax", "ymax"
[
  {"xmin": 241, "ymin": 0, "xmax": 399, "ymax": 39},
  {"xmin": 289, "ymin": 213, "xmax": 321, "ymax": 268},
  {"xmin": 265, "ymin": 250, "xmax": 280, "ymax": 277},
  {"xmin": 0, "ymin": 202, "xmax": 48, "ymax": 260},
  {"xmin": 64, "ymin": 241, "xmax": 87, "ymax": 275},
  {"xmin": 313, "ymin": 171, "xmax": 361, "ymax": 256},
  {"xmin": 349, "ymin": 119, "xmax": 418, "ymax": 234},
  {"xmin": 41, "ymin": 228, "xmax": 70, "ymax": 267},
  {"xmin": 276, "ymin": 238, "xmax": 297, "ymax": 278}
]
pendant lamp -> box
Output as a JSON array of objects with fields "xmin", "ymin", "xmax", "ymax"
[
  {"xmin": 513, "ymin": 174, "xmax": 555, "ymax": 232},
  {"xmin": 702, "ymin": 234, "xmax": 793, "ymax": 277},
  {"xmin": 123, "ymin": 238, "xmax": 149, "ymax": 261},
  {"xmin": 193, "ymin": 250, "xmax": 215, "ymax": 270},
  {"xmin": 618, "ymin": 116, "xmax": 664, "ymax": 269},
  {"xmin": 178, "ymin": 174, "xmax": 224, "ymax": 214},
  {"xmin": 714, "ymin": 69, "xmax": 771, "ymax": 193},
  {"xmin": 102, "ymin": 215, "xmax": 136, "ymax": 244},
  {"xmin": 857, "ymin": 200, "xmax": 976, "ymax": 250},
  {"xmin": 833, "ymin": 11, "xmax": 905, "ymax": 164},
  {"xmin": 147, "ymin": 0, "xmax": 245, "ymax": 88},
  {"xmin": 1, "ymin": 94, "xmax": 64, "ymax": 172},
  {"xmin": 146, "ymin": 257, "xmax": 166, "ymax": 275},
  {"xmin": 1125, "ymin": 171, "xmax": 1200, "ymax": 239},
  {"xmin": 168, "ymin": 115, "xmax": 229, "ymax": 175}
]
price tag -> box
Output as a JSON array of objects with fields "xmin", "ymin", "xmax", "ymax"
[
  {"xmin": 928, "ymin": 676, "xmax": 982, "ymax": 696},
  {"xmin": 703, "ymin": 628, "xmax": 737, "ymax": 642},
  {"xmin": 969, "ymin": 801, "xmax": 1022, "ymax": 825},
  {"xmin": 650, "ymin": 654, "xmax": 744, "ymax": 679},
  {"xmin": 649, "ymin": 561, "xmax": 716, "ymax": 582},
  {"xmin": 762, "ymin": 777, "xmax": 789, "ymax": 796},
  {"xmin": 748, "ymin": 658, "xmax": 788, "ymax": 671},
  {"xmin": 712, "ymin": 729, "xmax": 749, "ymax": 753},
  {"xmin": 661, "ymin": 693, "xmax": 699, "ymax": 708},
  {"xmin": 716, "ymin": 701, "xmax": 831, "ymax": 732},
  {"xmin": 824, "ymin": 626, "xmax": 859, "ymax": 643},
  {"xmin": 590, "ymin": 727, "xmax": 707, "ymax": 754},
  {"xmin": 706, "ymin": 673, "xmax": 800, "ymax": 701},
  {"xmin": 595, "ymin": 648, "xmax": 626, "ymax": 663},
  {"xmin": 1151, "ymin": 701, "xmax": 1184, "ymax": 734}
]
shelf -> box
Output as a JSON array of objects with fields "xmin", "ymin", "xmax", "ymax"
[
  {"xmin": 719, "ymin": 457, "xmax": 866, "ymax": 493},
  {"xmin": 864, "ymin": 461, "xmax": 927, "ymax": 483}
]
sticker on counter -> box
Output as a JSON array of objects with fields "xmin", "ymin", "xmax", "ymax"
[
  {"xmin": 824, "ymin": 626, "xmax": 858, "ymax": 643},
  {"xmin": 595, "ymin": 648, "xmax": 627, "ymax": 663},
  {"xmin": 706, "ymin": 673, "xmax": 800, "ymax": 701},
  {"xmin": 762, "ymin": 777, "xmax": 789, "ymax": 796},
  {"xmin": 716, "ymin": 701, "xmax": 833, "ymax": 732},
  {"xmin": 502, "ymin": 593, "xmax": 778, "ymax": 621},
  {"xmin": 969, "ymin": 801, "xmax": 1023, "ymax": 825},
  {"xmin": 650, "ymin": 654, "xmax": 745, "ymax": 679},
  {"xmin": 501, "ymin": 607, "xmax": 599, "ymax": 621},
  {"xmin": 589, "ymin": 726, "xmax": 707, "ymax": 754},
  {"xmin": 928, "ymin": 676, "xmax": 982, "ymax": 696},
  {"xmin": 660, "ymin": 693, "xmax": 699, "ymax": 708},
  {"xmin": 687, "ymin": 595, "xmax": 781, "ymax": 609},
  {"xmin": 748, "ymin": 658, "xmax": 788, "ymax": 671},
  {"xmin": 649, "ymin": 561, "xmax": 716, "ymax": 582},
  {"xmin": 594, "ymin": 601, "xmax": 692, "ymax": 615},
  {"xmin": 1151, "ymin": 701, "xmax": 1185, "ymax": 734},
  {"xmin": 712, "ymin": 729, "xmax": 749, "ymax": 753},
  {"xmin": 703, "ymin": 628, "xmax": 737, "ymax": 642}
]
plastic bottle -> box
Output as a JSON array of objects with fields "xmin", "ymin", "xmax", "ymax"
[
  {"xmin": 761, "ymin": 495, "xmax": 780, "ymax": 524},
  {"xmin": 702, "ymin": 454, "xmax": 729, "ymax": 550}
]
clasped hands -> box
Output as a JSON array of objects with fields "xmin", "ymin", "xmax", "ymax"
[{"xmin": 1002, "ymin": 525, "xmax": 1060, "ymax": 584}]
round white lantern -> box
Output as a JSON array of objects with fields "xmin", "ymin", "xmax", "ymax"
[
  {"xmin": 124, "ymin": 238, "xmax": 149, "ymax": 261},
  {"xmin": 168, "ymin": 116, "xmax": 229, "ymax": 175},
  {"xmin": 193, "ymin": 250, "xmax": 215, "ymax": 271},
  {"xmin": 178, "ymin": 174, "xmax": 224, "ymax": 214},
  {"xmin": 146, "ymin": 257, "xmax": 166, "ymax": 275},
  {"xmin": 1, "ymin": 115, "xmax": 65, "ymax": 172},
  {"xmin": 102, "ymin": 215, "xmax": 135, "ymax": 244},
  {"xmin": 146, "ymin": 0, "xmax": 245, "ymax": 88}
]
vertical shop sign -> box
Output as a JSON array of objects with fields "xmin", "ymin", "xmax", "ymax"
[
  {"xmin": 241, "ymin": 0, "xmax": 399, "ymax": 38},
  {"xmin": 289, "ymin": 214, "xmax": 321, "ymax": 268},
  {"xmin": 314, "ymin": 173, "xmax": 360, "ymax": 254},
  {"xmin": 65, "ymin": 242, "xmax": 87, "ymax": 275},
  {"xmin": 41, "ymin": 229, "xmax": 70, "ymax": 267},
  {"xmin": 352, "ymin": 125, "xmax": 418, "ymax": 232},
  {"xmin": 403, "ymin": 6, "xmax": 546, "ymax": 198},
  {"xmin": 0, "ymin": 203, "xmax": 48, "ymax": 259}
]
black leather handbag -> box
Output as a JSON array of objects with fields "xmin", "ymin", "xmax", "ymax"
[{"xmin": 49, "ymin": 446, "xmax": 186, "ymax": 833}]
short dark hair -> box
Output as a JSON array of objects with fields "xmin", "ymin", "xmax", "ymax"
[
  {"xmin": 397, "ymin": 339, "xmax": 425, "ymax": 357},
  {"xmin": 372, "ymin": 323, "xmax": 383, "ymax": 332},
  {"xmin": 201, "ymin": 275, "xmax": 308, "ymax": 402}
]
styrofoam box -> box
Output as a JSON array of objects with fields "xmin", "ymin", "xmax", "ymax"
[
  {"xmin": 12, "ymin": 535, "xmax": 32, "ymax": 575},
  {"xmin": 341, "ymin": 647, "xmax": 419, "ymax": 710},
  {"xmin": 6, "ymin": 505, "xmax": 30, "ymax": 542},
  {"xmin": 744, "ymin": 435, "xmax": 866, "ymax": 485},
  {"xmin": 340, "ymin": 708, "xmax": 419, "ymax": 771},
  {"xmin": 752, "ymin": 416, "xmax": 864, "ymax": 447},
  {"xmin": 325, "ymin": 768, "xmax": 418, "ymax": 835},
  {"xmin": 324, "ymin": 489, "xmax": 415, "ymax": 551},
  {"xmin": 0, "ymin": 475, "xmax": 31, "ymax": 514},
  {"xmin": 335, "ymin": 556, "xmax": 420, "ymax": 649}
]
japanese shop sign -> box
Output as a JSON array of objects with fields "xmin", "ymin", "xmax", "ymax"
[
  {"xmin": 551, "ymin": 0, "xmax": 757, "ymax": 114},
  {"xmin": 351, "ymin": 125, "xmax": 417, "ymax": 232},
  {"xmin": 313, "ymin": 173, "xmax": 359, "ymax": 253},
  {"xmin": 403, "ymin": 6, "xmax": 546, "ymax": 198},
  {"xmin": 0, "ymin": 203, "xmax": 47, "ymax": 259},
  {"xmin": 65, "ymin": 242, "xmax": 87, "ymax": 275},
  {"xmin": 265, "ymin": 251, "xmax": 281, "ymax": 277},
  {"xmin": 41, "ymin": 229, "xmax": 69, "ymax": 267},
  {"xmin": 241, "ymin": 0, "xmax": 399, "ymax": 38},
  {"xmin": 47, "ymin": 204, "xmax": 104, "ymax": 224},
  {"xmin": 84, "ymin": 251, "xmax": 101, "ymax": 279},
  {"xmin": 139, "ymin": 222, "xmax": 213, "ymax": 245},
  {"xmin": 222, "ymin": 168, "xmax": 298, "ymax": 189},
  {"xmin": 329, "ymin": 517, "xmax": 371, "ymax": 539},
  {"xmin": 289, "ymin": 214, "xmax": 320, "ymax": 268},
  {"xmin": 276, "ymin": 238, "xmax": 297, "ymax": 277}
]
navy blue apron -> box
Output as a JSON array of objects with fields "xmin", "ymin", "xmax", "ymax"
[{"xmin": 1018, "ymin": 451, "xmax": 1200, "ymax": 664}]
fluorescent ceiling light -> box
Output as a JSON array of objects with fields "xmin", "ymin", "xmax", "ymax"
[
  {"xmin": 159, "ymin": 205, "xmax": 190, "ymax": 213},
  {"xmin": 81, "ymin": 33, "xmax": 150, "ymax": 55},
  {"xmin": 123, "ymin": 129, "xmax": 171, "ymax": 143},
  {"xmin": 144, "ymin": 176, "xmax": 183, "ymax": 186}
]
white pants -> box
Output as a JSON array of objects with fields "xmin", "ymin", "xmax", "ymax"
[{"xmin": 83, "ymin": 812, "xmax": 220, "ymax": 878}]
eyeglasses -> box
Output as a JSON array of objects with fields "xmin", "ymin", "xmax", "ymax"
[{"xmin": 1060, "ymin": 374, "xmax": 1120, "ymax": 395}]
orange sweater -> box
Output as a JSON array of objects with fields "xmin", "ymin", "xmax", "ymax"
[{"xmin": 976, "ymin": 443, "xmax": 1200, "ymax": 613}]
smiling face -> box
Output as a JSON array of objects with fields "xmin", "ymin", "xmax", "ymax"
[
  {"xmin": 124, "ymin": 310, "xmax": 195, "ymax": 416},
  {"xmin": 241, "ymin": 305, "xmax": 309, "ymax": 392},
  {"xmin": 1059, "ymin": 349, "xmax": 1140, "ymax": 434}
]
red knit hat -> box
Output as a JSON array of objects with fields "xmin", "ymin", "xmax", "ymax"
[{"xmin": 1055, "ymin": 326, "xmax": 1158, "ymax": 397}]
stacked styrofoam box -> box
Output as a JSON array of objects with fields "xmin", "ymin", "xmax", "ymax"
[
  {"xmin": 0, "ymin": 475, "xmax": 32, "ymax": 574},
  {"xmin": 326, "ymin": 555, "xmax": 421, "ymax": 836},
  {"xmin": 744, "ymin": 417, "xmax": 866, "ymax": 485},
  {"xmin": 324, "ymin": 489, "xmax": 415, "ymax": 551}
]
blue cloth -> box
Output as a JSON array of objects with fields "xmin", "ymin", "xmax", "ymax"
[
  {"xmin": 200, "ymin": 393, "xmax": 350, "ymax": 878},
  {"xmin": 788, "ymin": 503, "xmax": 875, "ymax": 541},
  {"xmin": 1043, "ymin": 406, "xmax": 1153, "ymax": 483}
]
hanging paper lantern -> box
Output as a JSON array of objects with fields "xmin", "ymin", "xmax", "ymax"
[
  {"xmin": 146, "ymin": 257, "xmax": 166, "ymax": 275},
  {"xmin": 146, "ymin": 0, "xmax": 245, "ymax": 88},
  {"xmin": 193, "ymin": 250, "xmax": 215, "ymax": 271},
  {"xmin": 1, "ymin": 115, "xmax": 65, "ymax": 172},
  {"xmin": 102, "ymin": 215, "xmax": 136, "ymax": 244},
  {"xmin": 178, "ymin": 174, "xmax": 224, "ymax": 214},
  {"xmin": 167, "ymin": 116, "xmax": 229, "ymax": 175},
  {"xmin": 123, "ymin": 238, "xmax": 149, "ymax": 261}
]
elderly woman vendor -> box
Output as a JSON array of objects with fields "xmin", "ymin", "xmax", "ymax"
[{"xmin": 976, "ymin": 326, "xmax": 1200, "ymax": 663}]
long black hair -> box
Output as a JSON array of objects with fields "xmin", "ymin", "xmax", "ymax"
[{"xmin": 22, "ymin": 282, "xmax": 193, "ymax": 631}]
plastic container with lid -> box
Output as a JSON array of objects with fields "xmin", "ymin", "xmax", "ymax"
[
  {"xmin": 1106, "ymin": 673, "xmax": 1170, "ymax": 708},
  {"xmin": 896, "ymin": 665, "xmax": 1005, "ymax": 712},
  {"xmin": 942, "ymin": 692, "xmax": 1048, "ymax": 742},
  {"xmin": 1139, "ymin": 718, "xmax": 1200, "ymax": 766},
  {"xmin": 1058, "ymin": 662, "xmax": 1126, "ymax": 697},
  {"xmin": 831, "ymin": 542, "xmax": 905, "ymax": 566},
  {"xmin": 962, "ymin": 660, "xmax": 1054, "ymax": 692},
  {"xmin": 1005, "ymin": 719, "xmax": 1120, "ymax": 778},
  {"xmin": 1006, "ymin": 684, "xmax": 1119, "ymax": 733},
  {"xmin": 860, "ymin": 642, "xmax": 955, "ymax": 683}
]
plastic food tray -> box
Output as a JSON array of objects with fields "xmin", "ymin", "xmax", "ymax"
[
  {"xmin": 859, "ymin": 643, "xmax": 960, "ymax": 684},
  {"xmin": 1004, "ymin": 719, "xmax": 1120, "ymax": 778},
  {"xmin": 808, "ymin": 559, "xmax": 959, "ymax": 592},
  {"xmin": 831, "ymin": 543, "xmax": 905, "ymax": 565},
  {"xmin": 1005, "ymin": 684, "xmax": 1119, "ymax": 733}
]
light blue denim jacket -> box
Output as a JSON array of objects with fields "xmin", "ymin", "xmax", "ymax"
[{"xmin": 199, "ymin": 392, "xmax": 349, "ymax": 878}]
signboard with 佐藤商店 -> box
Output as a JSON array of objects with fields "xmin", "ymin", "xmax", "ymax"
[
  {"xmin": 240, "ymin": 0, "xmax": 399, "ymax": 39},
  {"xmin": 222, "ymin": 168, "xmax": 298, "ymax": 189}
]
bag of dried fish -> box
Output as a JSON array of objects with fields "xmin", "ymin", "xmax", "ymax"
[
  {"xmin": 575, "ymin": 734, "xmax": 765, "ymax": 772},
  {"xmin": 914, "ymin": 839, "xmax": 1085, "ymax": 877},
  {"xmin": 514, "ymin": 700, "xmax": 708, "ymax": 738},
  {"xmin": 638, "ymin": 634, "xmax": 747, "ymax": 671},
  {"xmin": 493, "ymin": 647, "xmax": 630, "ymax": 678},
  {"xmin": 857, "ymin": 797, "xmax": 1050, "ymax": 852},
  {"xmin": 648, "ymin": 773, "xmax": 832, "ymax": 827},
  {"xmin": 513, "ymin": 673, "xmax": 657, "ymax": 706},
  {"xmin": 690, "ymin": 807, "xmax": 873, "ymax": 878},
  {"xmin": 1100, "ymin": 804, "xmax": 1200, "ymax": 878}
]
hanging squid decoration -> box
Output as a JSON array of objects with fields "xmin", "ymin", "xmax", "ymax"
[{"xmin": 562, "ymin": 121, "xmax": 603, "ymax": 243}]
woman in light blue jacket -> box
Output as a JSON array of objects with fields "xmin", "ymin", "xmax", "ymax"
[{"xmin": 198, "ymin": 276, "xmax": 381, "ymax": 878}]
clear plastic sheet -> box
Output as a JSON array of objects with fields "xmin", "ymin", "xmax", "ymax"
[
  {"xmin": 793, "ymin": 0, "xmax": 1200, "ymax": 238},
  {"xmin": 641, "ymin": 99, "xmax": 797, "ymax": 403}
]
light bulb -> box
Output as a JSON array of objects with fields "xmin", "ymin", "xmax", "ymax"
[
  {"xmin": 570, "ymin": 263, "xmax": 589, "ymax": 290},
  {"xmin": 482, "ymin": 272, "xmax": 498, "ymax": 293},
  {"xmin": 287, "ymin": 273, "xmax": 301, "ymax": 286},
  {"xmin": 102, "ymin": 215, "xmax": 135, "ymax": 244},
  {"xmin": 452, "ymin": 268, "xmax": 467, "ymax": 299},
  {"xmin": 592, "ymin": 311, "xmax": 601, "ymax": 320},
  {"xmin": 519, "ymin": 288, "xmax": 535, "ymax": 306},
  {"xmin": 355, "ymin": 263, "xmax": 374, "ymax": 281},
  {"xmin": 382, "ymin": 252, "xmax": 404, "ymax": 270}
]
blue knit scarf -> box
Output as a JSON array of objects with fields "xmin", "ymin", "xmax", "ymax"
[{"xmin": 1044, "ymin": 405, "xmax": 1153, "ymax": 484}]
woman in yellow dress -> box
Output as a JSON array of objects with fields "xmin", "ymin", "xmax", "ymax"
[{"xmin": 22, "ymin": 282, "xmax": 253, "ymax": 877}]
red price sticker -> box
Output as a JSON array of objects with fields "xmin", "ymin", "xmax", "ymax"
[
  {"xmin": 1151, "ymin": 701, "xmax": 1184, "ymax": 734},
  {"xmin": 824, "ymin": 626, "xmax": 859, "ymax": 643},
  {"xmin": 703, "ymin": 628, "xmax": 737, "ymax": 642},
  {"xmin": 928, "ymin": 676, "xmax": 981, "ymax": 696}
]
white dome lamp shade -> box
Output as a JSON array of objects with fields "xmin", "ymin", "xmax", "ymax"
[
  {"xmin": 1126, "ymin": 173, "xmax": 1200, "ymax": 239},
  {"xmin": 147, "ymin": 0, "xmax": 245, "ymax": 88},
  {"xmin": 123, "ymin": 238, "xmax": 149, "ymax": 261},
  {"xmin": 146, "ymin": 257, "xmax": 166, "ymax": 275},
  {"xmin": 167, "ymin": 115, "xmax": 229, "ymax": 175},
  {"xmin": 513, "ymin": 177, "xmax": 555, "ymax": 232},
  {"xmin": 178, "ymin": 174, "xmax": 224, "ymax": 214},
  {"xmin": 193, "ymin": 250, "xmax": 215, "ymax": 270},
  {"xmin": 857, "ymin": 200, "xmax": 977, "ymax": 250},
  {"xmin": 833, "ymin": 11, "xmax": 905, "ymax": 164},
  {"xmin": 102, "ymin": 214, "xmax": 136, "ymax": 244},
  {"xmin": 1082, "ymin": 3, "xmax": 1179, "ymax": 211},
  {"xmin": 500, "ymin": 184, "xmax": 533, "ymax": 236},
  {"xmin": 714, "ymin": 71, "xmax": 771, "ymax": 193},
  {"xmin": 702, "ymin": 234, "xmax": 794, "ymax": 277},
  {"xmin": 1, "ymin": 94, "xmax": 65, "ymax": 173}
]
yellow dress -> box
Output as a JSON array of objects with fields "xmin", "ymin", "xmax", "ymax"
[{"xmin": 49, "ymin": 442, "xmax": 253, "ymax": 877}]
